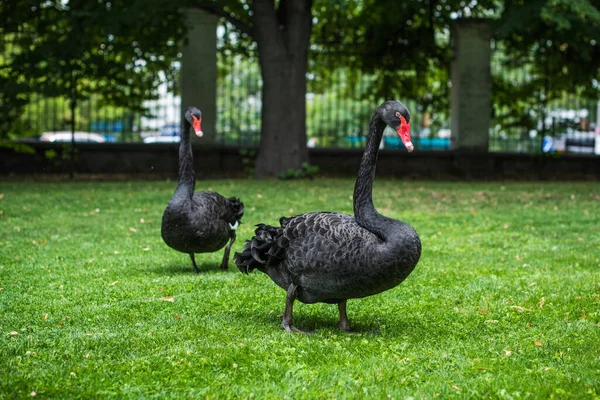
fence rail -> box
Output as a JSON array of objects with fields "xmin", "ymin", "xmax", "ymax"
[{"xmin": 3, "ymin": 30, "xmax": 598, "ymax": 155}]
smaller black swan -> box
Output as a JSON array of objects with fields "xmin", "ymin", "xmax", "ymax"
[
  {"xmin": 235, "ymin": 101, "xmax": 421, "ymax": 332},
  {"xmin": 161, "ymin": 107, "xmax": 244, "ymax": 272}
]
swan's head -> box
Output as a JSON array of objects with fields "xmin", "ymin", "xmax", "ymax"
[
  {"xmin": 382, "ymin": 101, "xmax": 413, "ymax": 152},
  {"xmin": 184, "ymin": 107, "xmax": 203, "ymax": 137}
]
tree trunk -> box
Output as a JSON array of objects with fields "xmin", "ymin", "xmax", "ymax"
[{"xmin": 252, "ymin": 0, "xmax": 312, "ymax": 178}]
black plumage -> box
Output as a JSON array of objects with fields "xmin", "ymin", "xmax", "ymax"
[
  {"xmin": 235, "ymin": 101, "xmax": 421, "ymax": 332},
  {"xmin": 161, "ymin": 107, "xmax": 244, "ymax": 272}
]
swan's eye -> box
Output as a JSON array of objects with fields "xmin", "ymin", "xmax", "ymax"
[{"xmin": 395, "ymin": 111, "xmax": 401, "ymax": 118}]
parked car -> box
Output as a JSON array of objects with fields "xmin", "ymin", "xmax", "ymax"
[
  {"xmin": 159, "ymin": 124, "xmax": 180, "ymax": 137},
  {"xmin": 40, "ymin": 131, "xmax": 107, "ymax": 143},
  {"xmin": 143, "ymin": 124, "xmax": 181, "ymax": 143},
  {"xmin": 143, "ymin": 135, "xmax": 181, "ymax": 143}
]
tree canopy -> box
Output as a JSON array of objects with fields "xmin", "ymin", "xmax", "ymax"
[
  {"xmin": 487, "ymin": 0, "xmax": 600, "ymax": 136},
  {"xmin": 1, "ymin": 0, "xmax": 599, "ymax": 147},
  {"xmin": 496, "ymin": 1, "xmax": 600, "ymax": 100},
  {"xmin": 0, "ymin": 0, "xmax": 184, "ymax": 137}
]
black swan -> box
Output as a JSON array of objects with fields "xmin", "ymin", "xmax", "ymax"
[
  {"xmin": 161, "ymin": 106, "xmax": 244, "ymax": 273},
  {"xmin": 234, "ymin": 100, "xmax": 421, "ymax": 332}
]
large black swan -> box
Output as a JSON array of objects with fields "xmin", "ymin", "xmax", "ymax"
[
  {"xmin": 235, "ymin": 100, "xmax": 421, "ymax": 332},
  {"xmin": 161, "ymin": 106, "xmax": 244, "ymax": 273}
]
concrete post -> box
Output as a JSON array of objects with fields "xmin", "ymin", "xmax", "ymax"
[
  {"xmin": 450, "ymin": 19, "xmax": 492, "ymax": 152},
  {"xmin": 180, "ymin": 9, "xmax": 219, "ymax": 144}
]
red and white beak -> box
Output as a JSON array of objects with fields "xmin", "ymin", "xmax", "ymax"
[
  {"xmin": 397, "ymin": 116, "xmax": 413, "ymax": 152},
  {"xmin": 192, "ymin": 115, "xmax": 203, "ymax": 137}
]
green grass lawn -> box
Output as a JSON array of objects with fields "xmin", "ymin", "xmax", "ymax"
[{"xmin": 1, "ymin": 179, "xmax": 599, "ymax": 399}]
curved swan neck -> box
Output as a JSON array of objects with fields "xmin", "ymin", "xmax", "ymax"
[
  {"xmin": 176, "ymin": 118, "xmax": 195, "ymax": 196},
  {"xmin": 353, "ymin": 107, "xmax": 388, "ymax": 238}
]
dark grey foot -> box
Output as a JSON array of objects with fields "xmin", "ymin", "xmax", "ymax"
[
  {"xmin": 338, "ymin": 320, "xmax": 352, "ymax": 332},
  {"xmin": 338, "ymin": 301, "xmax": 352, "ymax": 332},
  {"xmin": 281, "ymin": 320, "xmax": 313, "ymax": 334},
  {"xmin": 281, "ymin": 283, "xmax": 312, "ymax": 333},
  {"xmin": 189, "ymin": 253, "xmax": 200, "ymax": 273},
  {"xmin": 220, "ymin": 231, "xmax": 236, "ymax": 270},
  {"xmin": 219, "ymin": 259, "xmax": 229, "ymax": 270}
]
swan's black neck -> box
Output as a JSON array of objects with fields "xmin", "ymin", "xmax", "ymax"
[
  {"xmin": 353, "ymin": 107, "xmax": 389, "ymax": 240},
  {"xmin": 175, "ymin": 118, "xmax": 195, "ymax": 198}
]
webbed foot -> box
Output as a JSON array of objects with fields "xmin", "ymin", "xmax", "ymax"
[
  {"xmin": 281, "ymin": 320, "xmax": 313, "ymax": 334},
  {"xmin": 281, "ymin": 283, "xmax": 313, "ymax": 333},
  {"xmin": 338, "ymin": 321, "xmax": 353, "ymax": 332}
]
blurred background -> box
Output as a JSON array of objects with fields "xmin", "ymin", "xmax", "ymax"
[{"xmin": 1, "ymin": 0, "xmax": 599, "ymax": 156}]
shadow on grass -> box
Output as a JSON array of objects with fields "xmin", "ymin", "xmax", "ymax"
[
  {"xmin": 147, "ymin": 261, "xmax": 234, "ymax": 276},
  {"xmin": 229, "ymin": 302, "xmax": 463, "ymax": 341},
  {"xmin": 230, "ymin": 306, "xmax": 383, "ymax": 334}
]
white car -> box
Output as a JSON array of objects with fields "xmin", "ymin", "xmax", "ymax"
[
  {"xmin": 143, "ymin": 124, "xmax": 181, "ymax": 143},
  {"xmin": 143, "ymin": 135, "xmax": 181, "ymax": 143},
  {"xmin": 40, "ymin": 131, "xmax": 107, "ymax": 143}
]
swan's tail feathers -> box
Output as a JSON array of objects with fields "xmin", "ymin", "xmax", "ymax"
[{"xmin": 234, "ymin": 223, "xmax": 288, "ymax": 274}]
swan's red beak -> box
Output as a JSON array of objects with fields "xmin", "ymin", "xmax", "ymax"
[
  {"xmin": 192, "ymin": 115, "xmax": 203, "ymax": 137},
  {"xmin": 397, "ymin": 116, "xmax": 413, "ymax": 152}
]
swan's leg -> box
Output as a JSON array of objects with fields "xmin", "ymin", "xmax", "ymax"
[
  {"xmin": 338, "ymin": 300, "xmax": 352, "ymax": 331},
  {"xmin": 189, "ymin": 253, "xmax": 200, "ymax": 273},
  {"xmin": 219, "ymin": 231, "xmax": 236, "ymax": 270},
  {"xmin": 281, "ymin": 283, "xmax": 311, "ymax": 334}
]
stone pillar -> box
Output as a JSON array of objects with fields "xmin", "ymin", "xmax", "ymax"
[
  {"xmin": 450, "ymin": 19, "xmax": 492, "ymax": 152},
  {"xmin": 180, "ymin": 9, "xmax": 219, "ymax": 144}
]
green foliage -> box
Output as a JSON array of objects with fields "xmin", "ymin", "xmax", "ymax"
[
  {"xmin": 0, "ymin": 180, "xmax": 599, "ymax": 398},
  {"xmin": 10, "ymin": 95, "xmax": 138, "ymax": 139},
  {"xmin": 0, "ymin": 0, "xmax": 186, "ymax": 138},
  {"xmin": 44, "ymin": 149, "xmax": 58, "ymax": 160},
  {"xmin": 277, "ymin": 162, "xmax": 320, "ymax": 180},
  {"xmin": 306, "ymin": 72, "xmax": 376, "ymax": 146},
  {"xmin": 216, "ymin": 55, "xmax": 262, "ymax": 146},
  {"xmin": 496, "ymin": 0, "xmax": 600, "ymax": 111},
  {"xmin": 312, "ymin": 0, "xmax": 498, "ymax": 106},
  {"xmin": 238, "ymin": 147, "xmax": 257, "ymax": 177},
  {"xmin": 3, "ymin": 0, "xmax": 600, "ymax": 145},
  {"xmin": 0, "ymin": 141, "xmax": 35, "ymax": 154},
  {"xmin": 310, "ymin": 0, "xmax": 600, "ymax": 139}
]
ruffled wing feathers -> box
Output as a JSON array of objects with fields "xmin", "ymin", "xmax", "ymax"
[{"xmin": 234, "ymin": 221, "xmax": 290, "ymax": 274}]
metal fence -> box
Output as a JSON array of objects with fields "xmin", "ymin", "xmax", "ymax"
[
  {"xmin": 212, "ymin": 50, "xmax": 435, "ymax": 150},
  {"xmin": 489, "ymin": 95, "xmax": 599, "ymax": 154},
  {"xmin": 490, "ymin": 43, "xmax": 599, "ymax": 155},
  {"xmin": 3, "ymin": 29, "xmax": 598, "ymax": 154}
]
